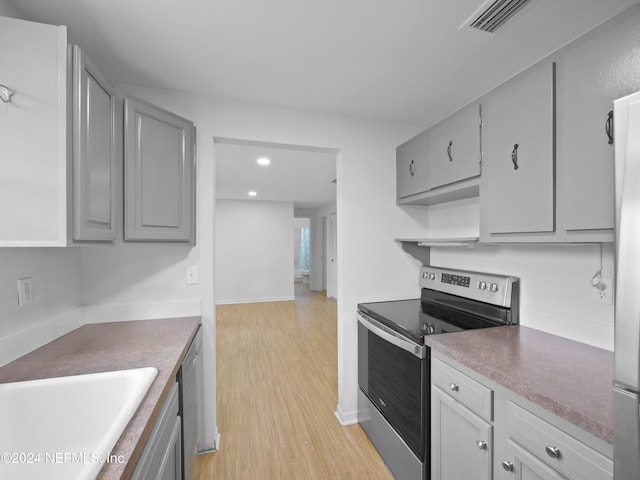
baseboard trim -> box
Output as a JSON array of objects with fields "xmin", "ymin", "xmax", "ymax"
[
  {"xmin": 216, "ymin": 296, "xmax": 295, "ymax": 305},
  {"xmin": 334, "ymin": 404, "xmax": 359, "ymax": 426}
]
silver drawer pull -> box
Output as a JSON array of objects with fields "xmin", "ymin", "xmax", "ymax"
[
  {"xmin": 545, "ymin": 446, "xmax": 561, "ymax": 458},
  {"xmin": 501, "ymin": 460, "xmax": 514, "ymax": 472},
  {"xmin": 476, "ymin": 440, "xmax": 487, "ymax": 450},
  {"xmin": 449, "ymin": 383, "xmax": 459, "ymax": 392}
]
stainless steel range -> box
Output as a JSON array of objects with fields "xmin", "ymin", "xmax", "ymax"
[{"xmin": 357, "ymin": 266, "xmax": 519, "ymax": 479}]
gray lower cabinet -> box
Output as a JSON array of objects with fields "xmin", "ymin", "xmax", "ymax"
[
  {"xmin": 432, "ymin": 353, "xmax": 613, "ymax": 480},
  {"xmin": 504, "ymin": 439, "xmax": 567, "ymax": 480},
  {"xmin": 179, "ymin": 327, "xmax": 203, "ymax": 480},
  {"xmin": 483, "ymin": 61, "xmax": 556, "ymax": 236},
  {"xmin": 432, "ymin": 386, "xmax": 493, "ymax": 480},
  {"xmin": 72, "ymin": 45, "xmax": 117, "ymax": 242},
  {"xmin": 124, "ymin": 96, "xmax": 196, "ymax": 243},
  {"xmin": 132, "ymin": 382, "xmax": 182, "ymax": 480}
]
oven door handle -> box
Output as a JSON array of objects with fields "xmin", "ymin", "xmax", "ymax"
[{"xmin": 357, "ymin": 312, "xmax": 426, "ymax": 359}]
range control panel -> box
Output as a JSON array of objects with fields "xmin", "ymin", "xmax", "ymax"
[{"xmin": 420, "ymin": 266, "xmax": 518, "ymax": 308}]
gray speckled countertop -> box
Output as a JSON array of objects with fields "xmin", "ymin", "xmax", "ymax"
[
  {"xmin": 0, "ymin": 317, "xmax": 201, "ymax": 480},
  {"xmin": 424, "ymin": 325, "xmax": 614, "ymax": 443}
]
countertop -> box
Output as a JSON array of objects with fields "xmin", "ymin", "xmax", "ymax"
[
  {"xmin": 424, "ymin": 325, "xmax": 614, "ymax": 444},
  {"xmin": 0, "ymin": 316, "xmax": 201, "ymax": 480}
]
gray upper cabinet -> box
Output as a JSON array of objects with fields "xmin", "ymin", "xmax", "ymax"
[
  {"xmin": 0, "ymin": 17, "xmax": 68, "ymax": 246},
  {"xmin": 484, "ymin": 62, "xmax": 555, "ymax": 236},
  {"xmin": 396, "ymin": 130, "xmax": 430, "ymax": 199},
  {"xmin": 396, "ymin": 105, "xmax": 482, "ymax": 207},
  {"xmin": 559, "ymin": 13, "xmax": 640, "ymax": 233},
  {"xmin": 72, "ymin": 46, "xmax": 117, "ymax": 242},
  {"xmin": 428, "ymin": 103, "xmax": 481, "ymax": 189},
  {"xmin": 124, "ymin": 97, "xmax": 196, "ymax": 243}
]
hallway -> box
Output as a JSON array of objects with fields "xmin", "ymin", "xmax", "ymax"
[{"xmin": 199, "ymin": 283, "xmax": 392, "ymax": 479}]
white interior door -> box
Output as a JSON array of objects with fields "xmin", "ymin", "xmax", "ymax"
[{"xmin": 326, "ymin": 213, "xmax": 337, "ymax": 300}]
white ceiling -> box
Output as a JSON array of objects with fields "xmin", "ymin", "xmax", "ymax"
[
  {"xmin": 8, "ymin": 0, "xmax": 639, "ymax": 127},
  {"xmin": 214, "ymin": 139, "xmax": 337, "ymax": 209},
  {"xmin": 7, "ymin": 0, "xmax": 638, "ymax": 209}
]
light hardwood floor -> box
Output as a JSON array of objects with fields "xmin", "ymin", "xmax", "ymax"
[{"xmin": 198, "ymin": 283, "xmax": 393, "ymax": 479}]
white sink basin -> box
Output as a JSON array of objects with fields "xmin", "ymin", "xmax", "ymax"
[{"xmin": 0, "ymin": 367, "xmax": 157, "ymax": 480}]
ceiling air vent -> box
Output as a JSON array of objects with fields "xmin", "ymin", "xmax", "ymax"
[{"xmin": 462, "ymin": 0, "xmax": 534, "ymax": 34}]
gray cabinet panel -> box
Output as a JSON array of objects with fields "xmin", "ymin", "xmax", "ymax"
[
  {"xmin": 506, "ymin": 440, "xmax": 567, "ymax": 480},
  {"xmin": 429, "ymin": 103, "xmax": 481, "ymax": 189},
  {"xmin": 560, "ymin": 14, "xmax": 640, "ymax": 232},
  {"xmin": 485, "ymin": 62, "xmax": 555, "ymax": 235},
  {"xmin": 432, "ymin": 386, "xmax": 492, "ymax": 480},
  {"xmin": 124, "ymin": 97, "xmax": 195, "ymax": 243},
  {"xmin": 0, "ymin": 17, "xmax": 68, "ymax": 246},
  {"xmin": 72, "ymin": 46, "xmax": 117, "ymax": 241},
  {"xmin": 131, "ymin": 382, "xmax": 182, "ymax": 480},
  {"xmin": 396, "ymin": 130, "xmax": 430, "ymax": 199}
]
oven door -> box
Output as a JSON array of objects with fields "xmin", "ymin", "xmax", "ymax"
[{"xmin": 357, "ymin": 311, "xmax": 427, "ymax": 462}]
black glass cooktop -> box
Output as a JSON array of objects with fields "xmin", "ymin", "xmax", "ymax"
[{"xmin": 358, "ymin": 290, "xmax": 507, "ymax": 345}]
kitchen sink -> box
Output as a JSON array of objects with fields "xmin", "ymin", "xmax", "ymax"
[{"xmin": 0, "ymin": 367, "xmax": 157, "ymax": 480}]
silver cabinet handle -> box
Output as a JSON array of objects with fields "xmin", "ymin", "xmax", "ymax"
[
  {"xmin": 409, "ymin": 159, "xmax": 415, "ymax": 177},
  {"xmin": 545, "ymin": 446, "xmax": 561, "ymax": 458},
  {"xmin": 476, "ymin": 440, "xmax": 487, "ymax": 450},
  {"xmin": 511, "ymin": 143, "xmax": 519, "ymax": 170},
  {"xmin": 605, "ymin": 110, "xmax": 614, "ymax": 145},
  {"xmin": 447, "ymin": 141, "xmax": 453, "ymax": 161},
  {"xmin": 0, "ymin": 84, "xmax": 15, "ymax": 103},
  {"xmin": 449, "ymin": 383, "xmax": 459, "ymax": 392},
  {"xmin": 501, "ymin": 460, "xmax": 514, "ymax": 472}
]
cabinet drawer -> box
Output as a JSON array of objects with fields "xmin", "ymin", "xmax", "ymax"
[
  {"xmin": 507, "ymin": 401, "xmax": 612, "ymax": 480},
  {"xmin": 431, "ymin": 357, "xmax": 493, "ymax": 421}
]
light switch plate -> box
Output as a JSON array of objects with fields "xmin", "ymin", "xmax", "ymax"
[
  {"xmin": 17, "ymin": 277, "xmax": 33, "ymax": 306},
  {"xmin": 186, "ymin": 266, "xmax": 199, "ymax": 285}
]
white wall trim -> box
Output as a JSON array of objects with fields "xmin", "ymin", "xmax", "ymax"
[
  {"xmin": 334, "ymin": 403, "xmax": 359, "ymax": 426},
  {"xmin": 84, "ymin": 299, "xmax": 203, "ymax": 324},
  {"xmin": 216, "ymin": 296, "xmax": 295, "ymax": 305},
  {"xmin": 0, "ymin": 308, "xmax": 85, "ymax": 367}
]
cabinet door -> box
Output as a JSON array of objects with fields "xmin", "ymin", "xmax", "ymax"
[
  {"xmin": 0, "ymin": 17, "xmax": 68, "ymax": 246},
  {"xmin": 485, "ymin": 62, "xmax": 555, "ymax": 234},
  {"xmin": 432, "ymin": 387, "xmax": 492, "ymax": 480},
  {"xmin": 397, "ymin": 130, "xmax": 430, "ymax": 199},
  {"xmin": 501, "ymin": 440, "xmax": 567, "ymax": 480},
  {"xmin": 560, "ymin": 15, "xmax": 640, "ymax": 232},
  {"xmin": 429, "ymin": 103, "xmax": 481, "ymax": 188},
  {"xmin": 124, "ymin": 97, "xmax": 195, "ymax": 243},
  {"xmin": 158, "ymin": 416, "xmax": 182, "ymax": 480},
  {"xmin": 72, "ymin": 46, "xmax": 117, "ymax": 241}
]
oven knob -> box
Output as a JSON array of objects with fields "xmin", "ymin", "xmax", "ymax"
[
  {"xmin": 490, "ymin": 283, "xmax": 499, "ymax": 292},
  {"xmin": 422, "ymin": 272, "xmax": 429, "ymax": 279},
  {"xmin": 428, "ymin": 273, "xmax": 436, "ymax": 281},
  {"xmin": 477, "ymin": 281, "xmax": 487, "ymax": 290}
]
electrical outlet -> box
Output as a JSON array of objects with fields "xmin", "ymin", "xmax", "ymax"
[
  {"xmin": 17, "ymin": 277, "xmax": 33, "ymax": 307},
  {"xmin": 592, "ymin": 277, "xmax": 614, "ymax": 304},
  {"xmin": 186, "ymin": 266, "xmax": 199, "ymax": 285}
]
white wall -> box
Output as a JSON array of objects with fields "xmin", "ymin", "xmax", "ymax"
[
  {"xmin": 0, "ymin": 0, "xmax": 86, "ymax": 366},
  {"xmin": 88, "ymin": 85, "xmax": 427, "ymax": 428},
  {"xmin": 215, "ymin": 200, "xmax": 295, "ymax": 304}
]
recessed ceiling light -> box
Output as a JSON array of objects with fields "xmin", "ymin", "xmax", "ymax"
[
  {"xmin": 248, "ymin": 191, "xmax": 257, "ymax": 197},
  {"xmin": 257, "ymin": 157, "xmax": 271, "ymax": 166}
]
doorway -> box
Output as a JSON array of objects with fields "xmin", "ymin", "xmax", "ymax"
[{"xmin": 214, "ymin": 137, "xmax": 338, "ymax": 305}]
